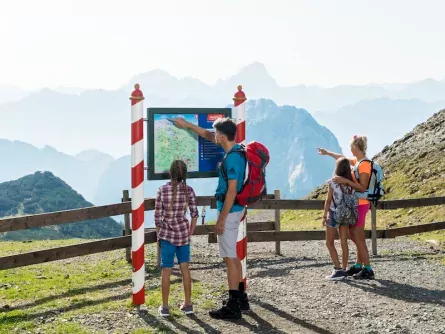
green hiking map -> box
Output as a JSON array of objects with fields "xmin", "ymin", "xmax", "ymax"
[{"xmin": 153, "ymin": 114, "xmax": 199, "ymax": 173}]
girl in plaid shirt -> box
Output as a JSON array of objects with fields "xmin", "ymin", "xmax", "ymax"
[{"xmin": 155, "ymin": 160, "xmax": 199, "ymax": 317}]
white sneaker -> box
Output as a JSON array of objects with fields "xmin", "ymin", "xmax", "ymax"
[
  {"xmin": 158, "ymin": 305, "xmax": 170, "ymax": 317},
  {"xmin": 180, "ymin": 304, "xmax": 194, "ymax": 315},
  {"xmin": 325, "ymin": 268, "xmax": 347, "ymax": 281}
]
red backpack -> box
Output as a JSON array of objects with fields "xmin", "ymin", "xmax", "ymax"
[{"xmin": 220, "ymin": 141, "xmax": 270, "ymax": 206}]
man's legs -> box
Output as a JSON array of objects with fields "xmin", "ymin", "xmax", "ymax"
[
  {"xmin": 225, "ymin": 209, "xmax": 248, "ymax": 299},
  {"xmin": 209, "ymin": 210, "xmax": 245, "ymax": 320},
  {"xmin": 226, "ymin": 257, "xmax": 241, "ymax": 290},
  {"xmin": 235, "ymin": 258, "xmax": 245, "ymax": 290}
]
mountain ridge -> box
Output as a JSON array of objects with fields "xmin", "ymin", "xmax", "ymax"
[
  {"xmin": 0, "ymin": 171, "xmax": 122, "ymax": 241},
  {"xmin": 0, "ymin": 139, "xmax": 114, "ymax": 202}
]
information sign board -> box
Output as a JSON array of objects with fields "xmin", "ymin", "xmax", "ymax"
[{"xmin": 147, "ymin": 107, "xmax": 232, "ymax": 180}]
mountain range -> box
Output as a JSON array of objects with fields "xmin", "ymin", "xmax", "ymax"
[
  {"xmin": 0, "ymin": 62, "xmax": 444, "ymax": 228},
  {"xmin": 1, "ymin": 62, "xmax": 444, "ymax": 159},
  {"xmin": 0, "ymin": 140, "xmax": 113, "ymax": 202}
]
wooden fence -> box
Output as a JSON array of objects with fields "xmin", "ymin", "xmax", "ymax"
[
  {"xmin": 207, "ymin": 195, "xmax": 445, "ymax": 256},
  {"xmin": 0, "ymin": 191, "xmax": 444, "ymax": 271}
]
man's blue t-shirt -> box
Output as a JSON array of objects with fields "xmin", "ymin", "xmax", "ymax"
[{"xmin": 215, "ymin": 144, "xmax": 246, "ymax": 213}]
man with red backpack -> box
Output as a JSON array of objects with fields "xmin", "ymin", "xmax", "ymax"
[{"xmin": 169, "ymin": 116, "xmax": 268, "ymax": 320}]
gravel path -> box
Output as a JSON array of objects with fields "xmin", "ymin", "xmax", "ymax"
[
  {"xmin": 177, "ymin": 235, "xmax": 445, "ymax": 334},
  {"xmin": 9, "ymin": 228, "xmax": 444, "ymax": 333}
]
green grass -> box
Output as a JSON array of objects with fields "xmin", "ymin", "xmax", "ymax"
[
  {"xmin": 0, "ymin": 239, "xmax": 85, "ymax": 256},
  {"xmin": 0, "ymin": 240, "xmax": 211, "ymax": 333}
]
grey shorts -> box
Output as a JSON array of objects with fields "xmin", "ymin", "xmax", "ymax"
[{"xmin": 217, "ymin": 209, "xmax": 245, "ymax": 258}]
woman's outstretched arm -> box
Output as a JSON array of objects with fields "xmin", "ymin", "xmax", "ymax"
[{"xmin": 317, "ymin": 148, "xmax": 355, "ymax": 165}]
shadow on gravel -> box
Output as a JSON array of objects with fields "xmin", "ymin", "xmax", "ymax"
[
  {"xmin": 190, "ymin": 256, "xmax": 326, "ymax": 274},
  {"xmin": 245, "ymin": 310, "xmax": 289, "ymax": 333},
  {"xmin": 188, "ymin": 261, "xmax": 224, "ymax": 271},
  {"xmin": 344, "ymin": 279, "xmax": 445, "ymax": 306},
  {"xmin": 371, "ymin": 253, "xmax": 441, "ymax": 262},
  {"xmin": 188, "ymin": 314, "xmax": 222, "ymax": 334},
  {"xmin": 137, "ymin": 309, "xmax": 182, "ymax": 333},
  {"xmin": 167, "ymin": 317, "xmax": 203, "ymax": 334},
  {"xmin": 139, "ymin": 311, "xmax": 222, "ymax": 334},
  {"xmin": 251, "ymin": 299, "xmax": 335, "ymax": 334},
  {"xmin": 249, "ymin": 257, "xmax": 331, "ymax": 279}
]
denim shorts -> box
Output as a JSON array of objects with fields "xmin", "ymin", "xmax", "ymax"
[
  {"xmin": 327, "ymin": 209, "xmax": 341, "ymax": 229},
  {"xmin": 160, "ymin": 239, "xmax": 190, "ymax": 268}
]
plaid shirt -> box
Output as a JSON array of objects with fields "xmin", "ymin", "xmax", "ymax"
[{"xmin": 154, "ymin": 182, "xmax": 199, "ymax": 246}]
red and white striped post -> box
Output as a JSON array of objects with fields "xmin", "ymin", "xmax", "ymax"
[
  {"xmin": 130, "ymin": 83, "xmax": 145, "ymax": 305},
  {"xmin": 233, "ymin": 85, "xmax": 248, "ymax": 288}
]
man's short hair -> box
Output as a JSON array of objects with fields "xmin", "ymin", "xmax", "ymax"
[{"xmin": 213, "ymin": 117, "xmax": 237, "ymax": 141}]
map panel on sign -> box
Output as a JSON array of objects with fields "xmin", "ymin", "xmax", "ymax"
[{"xmin": 153, "ymin": 114, "xmax": 199, "ymax": 174}]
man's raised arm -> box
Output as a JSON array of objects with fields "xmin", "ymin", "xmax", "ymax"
[{"xmin": 169, "ymin": 117, "xmax": 215, "ymax": 143}]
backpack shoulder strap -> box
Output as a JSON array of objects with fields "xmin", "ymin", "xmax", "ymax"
[
  {"xmin": 354, "ymin": 158, "xmax": 372, "ymax": 178},
  {"xmin": 355, "ymin": 158, "xmax": 374, "ymax": 190},
  {"xmin": 220, "ymin": 146, "xmax": 247, "ymax": 181}
]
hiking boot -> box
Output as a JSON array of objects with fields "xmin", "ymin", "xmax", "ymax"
[
  {"xmin": 180, "ymin": 304, "xmax": 194, "ymax": 315},
  {"xmin": 325, "ymin": 268, "xmax": 347, "ymax": 281},
  {"xmin": 222, "ymin": 291, "xmax": 250, "ymax": 311},
  {"xmin": 353, "ymin": 268, "xmax": 375, "ymax": 280},
  {"xmin": 345, "ymin": 265, "xmax": 362, "ymax": 276},
  {"xmin": 209, "ymin": 298, "xmax": 241, "ymax": 320},
  {"xmin": 158, "ymin": 305, "xmax": 170, "ymax": 317}
]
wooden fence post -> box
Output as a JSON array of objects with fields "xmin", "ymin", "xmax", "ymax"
[
  {"xmin": 371, "ymin": 203, "xmax": 377, "ymax": 256},
  {"xmin": 274, "ymin": 189, "xmax": 281, "ymax": 255},
  {"xmin": 123, "ymin": 190, "xmax": 131, "ymax": 263}
]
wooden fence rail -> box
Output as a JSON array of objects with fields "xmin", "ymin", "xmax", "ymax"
[
  {"xmin": 1, "ymin": 193, "xmax": 444, "ymax": 270},
  {"xmin": 0, "ymin": 222, "xmax": 276, "ymax": 271},
  {"xmin": 207, "ymin": 221, "xmax": 445, "ymax": 243},
  {"xmin": 1, "ymin": 196, "xmax": 443, "ymax": 234},
  {"xmin": 0, "ymin": 231, "xmax": 157, "ymax": 270},
  {"xmin": 144, "ymin": 221, "xmax": 276, "ymax": 236}
]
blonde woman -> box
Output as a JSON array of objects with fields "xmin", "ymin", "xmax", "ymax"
[{"xmin": 318, "ymin": 135, "xmax": 375, "ymax": 279}]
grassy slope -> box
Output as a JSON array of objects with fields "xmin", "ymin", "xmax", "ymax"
[
  {"xmin": 0, "ymin": 240, "xmax": 214, "ymax": 334},
  {"xmin": 280, "ymin": 110, "xmax": 445, "ymax": 246},
  {"xmin": 281, "ymin": 161, "xmax": 445, "ymax": 240}
]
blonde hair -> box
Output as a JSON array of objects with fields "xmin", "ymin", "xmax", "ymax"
[
  {"xmin": 169, "ymin": 160, "xmax": 188, "ymax": 214},
  {"xmin": 351, "ymin": 135, "xmax": 368, "ymax": 154}
]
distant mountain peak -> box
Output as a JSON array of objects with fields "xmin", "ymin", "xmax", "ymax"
[
  {"xmin": 231, "ymin": 62, "xmax": 277, "ymax": 85},
  {"xmin": 75, "ymin": 149, "xmax": 114, "ymax": 162},
  {"xmin": 241, "ymin": 61, "xmax": 269, "ymax": 73}
]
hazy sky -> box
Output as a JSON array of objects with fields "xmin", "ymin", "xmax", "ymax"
[{"xmin": 1, "ymin": 0, "xmax": 445, "ymax": 90}]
